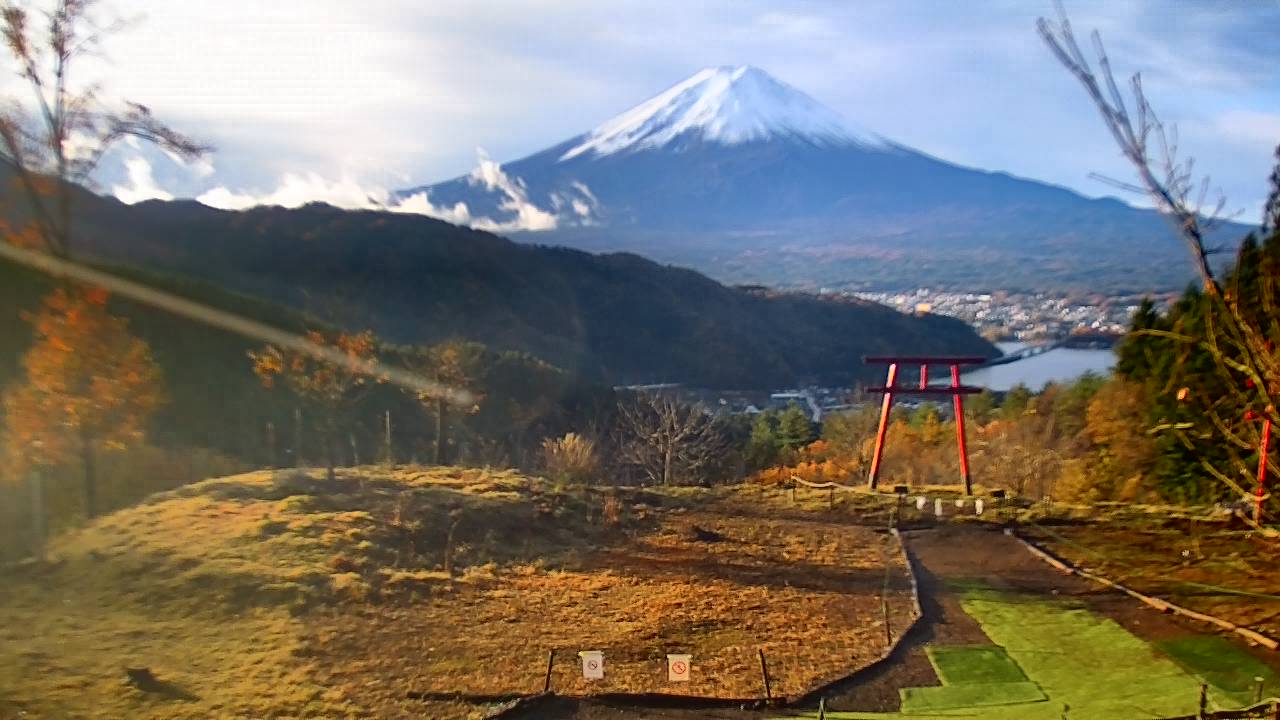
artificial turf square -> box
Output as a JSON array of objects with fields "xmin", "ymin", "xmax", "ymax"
[{"xmin": 926, "ymin": 645, "xmax": 1029, "ymax": 685}]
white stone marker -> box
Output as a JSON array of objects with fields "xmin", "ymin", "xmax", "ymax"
[
  {"xmin": 975, "ymin": 498, "xmax": 985, "ymax": 515},
  {"xmin": 934, "ymin": 498, "xmax": 944, "ymax": 517}
]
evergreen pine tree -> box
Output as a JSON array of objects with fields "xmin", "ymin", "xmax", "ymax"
[{"xmin": 777, "ymin": 404, "xmax": 815, "ymax": 450}]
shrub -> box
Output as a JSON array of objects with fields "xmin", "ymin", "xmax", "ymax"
[{"xmin": 541, "ymin": 432, "xmax": 599, "ymax": 485}]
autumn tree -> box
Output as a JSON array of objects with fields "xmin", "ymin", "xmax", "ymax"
[
  {"xmin": 616, "ymin": 394, "xmax": 730, "ymax": 486},
  {"xmin": 2, "ymin": 286, "xmax": 163, "ymax": 517},
  {"xmin": 250, "ymin": 329, "xmax": 380, "ymax": 482},
  {"xmin": 1083, "ymin": 378, "xmax": 1157, "ymax": 499},
  {"xmin": 403, "ymin": 340, "xmax": 483, "ymax": 465}
]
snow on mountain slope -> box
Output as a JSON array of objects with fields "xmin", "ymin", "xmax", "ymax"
[
  {"xmin": 402, "ymin": 65, "xmax": 1247, "ymax": 292},
  {"xmin": 559, "ymin": 65, "xmax": 885, "ymax": 160}
]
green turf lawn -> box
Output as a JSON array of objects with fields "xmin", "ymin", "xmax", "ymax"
[
  {"xmin": 1156, "ymin": 636, "xmax": 1280, "ymax": 707},
  {"xmin": 897, "ymin": 645, "xmax": 1046, "ymax": 712},
  {"xmin": 927, "ymin": 646, "xmax": 1028, "ymax": 685},
  {"xmin": 785, "ymin": 586, "xmax": 1253, "ymax": 719}
]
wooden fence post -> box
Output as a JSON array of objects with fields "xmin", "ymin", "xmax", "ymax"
[
  {"xmin": 267, "ymin": 422, "xmax": 276, "ymax": 470},
  {"xmin": 293, "ymin": 407, "xmax": 304, "ymax": 467},
  {"xmin": 384, "ymin": 410, "xmax": 393, "ymax": 467},
  {"xmin": 29, "ymin": 470, "xmax": 45, "ymax": 562},
  {"xmin": 543, "ymin": 649, "xmax": 555, "ymax": 693},
  {"xmin": 1197, "ymin": 683, "xmax": 1207, "ymax": 719},
  {"xmin": 758, "ymin": 648, "xmax": 772, "ymax": 700}
]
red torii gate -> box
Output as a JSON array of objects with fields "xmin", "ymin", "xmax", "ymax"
[{"xmin": 863, "ymin": 356, "xmax": 987, "ymax": 495}]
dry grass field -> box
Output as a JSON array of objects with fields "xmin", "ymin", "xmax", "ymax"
[
  {"xmin": 1023, "ymin": 512, "xmax": 1280, "ymax": 640},
  {"xmin": 0, "ymin": 469, "xmax": 910, "ymax": 719}
]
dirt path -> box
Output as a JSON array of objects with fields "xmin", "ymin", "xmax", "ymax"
[{"xmin": 823, "ymin": 524, "xmax": 1280, "ymax": 713}]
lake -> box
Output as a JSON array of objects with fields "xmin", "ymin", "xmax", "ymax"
[{"xmin": 962, "ymin": 341, "xmax": 1116, "ymax": 391}]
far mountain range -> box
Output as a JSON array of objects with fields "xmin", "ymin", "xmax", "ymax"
[{"xmin": 403, "ymin": 65, "xmax": 1251, "ymax": 294}]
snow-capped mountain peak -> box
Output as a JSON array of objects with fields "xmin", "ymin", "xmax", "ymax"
[{"xmin": 559, "ymin": 65, "xmax": 884, "ymax": 161}]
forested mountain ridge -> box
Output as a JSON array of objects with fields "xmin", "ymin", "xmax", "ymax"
[{"xmin": 37, "ymin": 190, "xmax": 996, "ymax": 389}]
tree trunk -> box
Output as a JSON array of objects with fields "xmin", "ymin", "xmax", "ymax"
[
  {"xmin": 81, "ymin": 427, "xmax": 97, "ymax": 518},
  {"xmin": 434, "ymin": 397, "xmax": 447, "ymax": 466},
  {"xmin": 663, "ymin": 444, "xmax": 673, "ymax": 487}
]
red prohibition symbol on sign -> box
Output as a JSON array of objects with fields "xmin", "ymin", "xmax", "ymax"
[
  {"xmin": 672, "ymin": 661, "xmax": 687, "ymax": 674},
  {"xmin": 587, "ymin": 660, "xmax": 599, "ymax": 670}
]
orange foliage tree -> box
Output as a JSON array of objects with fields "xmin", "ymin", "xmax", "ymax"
[
  {"xmin": 2, "ymin": 286, "xmax": 164, "ymax": 517},
  {"xmin": 249, "ymin": 329, "xmax": 381, "ymax": 481}
]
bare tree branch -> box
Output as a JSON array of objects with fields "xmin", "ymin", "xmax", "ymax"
[
  {"xmin": 0, "ymin": 0, "xmax": 210, "ymax": 259},
  {"xmin": 1041, "ymin": 3, "xmax": 1279, "ymax": 515}
]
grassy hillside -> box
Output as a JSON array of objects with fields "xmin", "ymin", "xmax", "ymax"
[
  {"xmin": 54, "ymin": 192, "xmax": 995, "ymax": 389},
  {"xmin": 0, "ymin": 467, "xmax": 911, "ymax": 719}
]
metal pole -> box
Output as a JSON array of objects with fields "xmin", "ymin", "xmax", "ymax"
[
  {"xmin": 952, "ymin": 364, "xmax": 973, "ymax": 495},
  {"xmin": 868, "ymin": 363, "xmax": 899, "ymax": 490},
  {"xmin": 543, "ymin": 649, "xmax": 555, "ymax": 693},
  {"xmin": 1257, "ymin": 417, "xmax": 1271, "ymax": 525}
]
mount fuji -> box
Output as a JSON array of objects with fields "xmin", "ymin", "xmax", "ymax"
[{"xmin": 403, "ymin": 65, "xmax": 1247, "ymax": 292}]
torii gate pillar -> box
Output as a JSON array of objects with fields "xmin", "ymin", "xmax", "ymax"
[{"xmin": 863, "ymin": 356, "xmax": 987, "ymax": 495}]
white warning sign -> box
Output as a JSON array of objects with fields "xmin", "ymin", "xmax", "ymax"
[
  {"xmin": 934, "ymin": 498, "xmax": 944, "ymax": 517},
  {"xmin": 975, "ymin": 498, "xmax": 985, "ymax": 515},
  {"xmin": 580, "ymin": 650, "xmax": 604, "ymax": 680},
  {"xmin": 667, "ymin": 654, "xmax": 692, "ymax": 682},
  {"xmin": 915, "ymin": 496, "xmax": 927, "ymax": 510}
]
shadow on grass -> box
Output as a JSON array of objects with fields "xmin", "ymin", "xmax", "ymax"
[{"xmin": 125, "ymin": 669, "xmax": 200, "ymax": 702}]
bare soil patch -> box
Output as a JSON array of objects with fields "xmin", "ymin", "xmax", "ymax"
[{"xmin": 308, "ymin": 499, "xmax": 913, "ymax": 719}]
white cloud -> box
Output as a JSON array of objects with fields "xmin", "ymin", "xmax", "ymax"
[
  {"xmin": 193, "ymin": 149, "xmax": 596, "ymax": 232},
  {"xmin": 112, "ymin": 155, "xmax": 174, "ymax": 204},
  {"xmin": 466, "ymin": 150, "xmax": 559, "ymax": 231},
  {"xmin": 197, "ymin": 173, "xmax": 378, "ymax": 211},
  {"xmin": 1217, "ymin": 111, "xmax": 1280, "ymax": 149}
]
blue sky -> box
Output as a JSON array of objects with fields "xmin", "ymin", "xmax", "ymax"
[{"xmin": 10, "ymin": 0, "xmax": 1278, "ymax": 223}]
